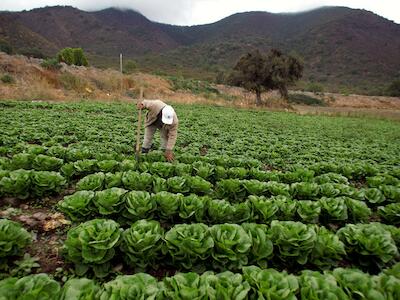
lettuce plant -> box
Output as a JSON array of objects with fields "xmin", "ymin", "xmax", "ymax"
[
  {"xmin": 153, "ymin": 191, "xmax": 182, "ymax": 220},
  {"xmin": 76, "ymin": 172, "xmax": 105, "ymax": 191},
  {"xmin": 192, "ymin": 161, "xmax": 214, "ymax": 179},
  {"xmin": 32, "ymin": 171, "xmax": 66, "ymax": 196},
  {"xmin": 186, "ymin": 176, "xmax": 212, "ymax": 195},
  {"xmin": 64, "ymin": 219, "xmax": 121, "ymax": 277},
  {"xmin": 0, "ymin": 219, "xmax": 31, "ymax": 269},
  {"xmin": 379, "ymin": 185, "xmax": 400, "ymax": 202},
  {"xmin": 249, "ymin": 195, "xmax": 279, "ymax": 223},
  {"xmin": 291, "ymin": 182, "xmax": 319, "ymax": 200},
  {"xmin": 32, "ymin": 154, "xmax": 63, "ymax": 171},
  {"xmin": 104, "ymin": 172, "xmax": 123, "ymax": 188},
  {"xmin": 215, "ymin": 179, "xmax": 245, "ymax": 201},
  {"xmin": 364, "ymin": 188, "xmax": 386, "ymax": 204},
  {"xmin": 202, "ymin": 271, "xmax": 250, "ymax": 300},
  {"xmin": 270, "ymin": 220, "xmax": 317, "ymax": 265},
  {"xmin": 298, "ymin": 270, "xmax": 349, "ymax": 300},
  {"xmin": 58, "ymin": 191, "xmax": 95, "ymax": 221},
  {"xmin": 60, "ymin": 278, "xmax": 101, "ymax": 300},
  {"xmin": 122, "ymin": 191, "xmax": 156, "ymax": 220},
  {"xmin": 297, "ymin": 200, "xmax": 321, "ymax": 223},
  {"xmin": 100, "ymin": 274, "xmax": 159, "ymax": 300},
  {"xmin": 0, "ymin": 169, "xmax": 31, "ymax": 199},
  {"xmin": 164, "ymin": 223, "xmax": 214, "ymax": 270},
  {"xmin": 161, "ymin": 272, "xmax": 209, "ymax": 300},
  {"xmin": 179, "ymin": 194, "xmax": 208, "ymax": 222},
  {"xmin": 150, "ymin": 162, "xmax": 174, "ymax": 178},
  {"xmin": 274, "ymin": 195, "xmax": 297, "ymax": 220},
  {"xmin": 167, "ymin": 176, "xmax": 190, "ymax": 194},
  {"xmin": 319, "ymin": 197, "xmax": 348, "ymax": 221},
  {"xmin": 345, "ymin": 197, "xmax": 371, "ymax": 222},
  {"xmin": 97, "ymin": 160, "xmax": 120, "ymax": 173},
  {"xmin": 174, "ymin": 163, "xmax": 193, "ymax": 176},
  {"xmin": 122, "ymin": 171, "xmax": 152, "ymax": 191},
  {"xmin": 378, "ymin": 203, "xmax": 400, "ymax": 225},
  {"xmin": 152, "ymin": 177, "xmax": 167, "ymax": 193},
  {"xmin": 310, "ymin": 226, "xmax": 346, "ymax": 268},
  {"xmin": 243, "ymin": 266, "xmax": 299, "ymax": 300},
  {"xmin": 241, "ymin": 223, "xmax": 273, "ymax": 268},
  {"xmin": 93, "ymin": 187, "xmax": 127, "ymax": 215},
  {"xmin": 337, "ymin": 223, "xmax": 399, "ymax": 267},
  {"xmin": 242, "ymin": 180, "xmax": 268, "ymax": 196},
  {"xmin": 333, "ymin": 268, "xmax": 385, "ymax": 299},
  {"xmin": 228, "ymin": 167, "xmax": 248, "ymax": 179},
  {"xmin": 10, "ymin": 153, "xmax": 33, "ymax": 170},
  {"xmin": 120, "ymin": 220, "xmax": 164, "ymax": 271},
  {"xmin": 210, "ymin": 224, "xmax": 252, "ymax": 270}
]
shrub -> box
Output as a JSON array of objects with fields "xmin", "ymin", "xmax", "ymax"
[
  {"xmin": 123, "ymin": 60, "xmax": 137, "ymax": 74},
  {"xmin": 40, "ymin": 58, "xmax": 62, "ymax": 70},
  {"xmin": 0, "ymin": 39, "xmax": 12, "ymax": 54},
  {"xmin": 306, "ymin": 82, "xmax": 324, "ymax": 94},
  {"xmin": 386, "ymin": 79, "xmax": 400, "ymax": 97},
  {"xmin": 18, "ymin": 47, "xmax": 46, "ymax": 59},
  {"xmin": 1, "ymin": 74, "xmax": 14, "ymax": 84},
  {"xmin": 288, "ymin": 93, "xmax": 326, "ymax": 106},
  {"xmin": 57, "ymin": 47, "xmax": 88, "ymax": 66}
]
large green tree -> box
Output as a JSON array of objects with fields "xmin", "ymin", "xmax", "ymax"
[{"xmin": 229, "ymin": 49, "xmax": 303, "ymax": 105}]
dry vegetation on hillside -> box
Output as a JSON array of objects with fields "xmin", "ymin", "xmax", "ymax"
[{"xmin": 0, "ymin": 52, "xmax": 399, "ymax": 119}]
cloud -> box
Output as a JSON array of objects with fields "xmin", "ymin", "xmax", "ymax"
[{"xmin": 0, "ymin": 0, "xmax": 398, "ymax": 25}]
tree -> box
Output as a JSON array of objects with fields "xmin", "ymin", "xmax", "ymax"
[{"xmin": 229, "ymin": 49, "xmax": 303, "ymax": 105}]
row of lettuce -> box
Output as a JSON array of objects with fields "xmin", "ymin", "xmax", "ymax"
[
  {"xmin": 58, "ymin": 189, "xmax": 400, "ymax": 225},
  {"xmin": 2, "ymin": 218, "xmax": 399, "ymax": 279},
  {"xmin": 1, "ymin": 150, "xmax": 399, "ymax": 185},
  {"xmin": 1, "ymin": 264, "xmax": 400, "ymax": 300}
]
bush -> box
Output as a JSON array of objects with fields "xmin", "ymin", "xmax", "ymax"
[
  {"xmin": 0, "ymin": 39, "xmax": 12, "ymax": 54},
  {"xmin": 123, "ymin": 60, "xmax": 137, "ymax": 74},
  {"xmin": 306, "ymin": 82, "xmax": 324, "ymax": 94},
  {"xmin": 288, "ymin": 93, "xmax": 326, "ymax": 106},
  {"xmin": 40, "ymin": 58, "xmax": 62, "ymax": 71},
  {"xmin": 57, "ymin": 48, "xmax": 88, "ymax": 66},
  {"xmin": 0, "ymin": 74, "xmax": 14, "ymax": 84},
  {"xmin": 18, "ymin": 48, "xmax": 46, "ymax": 59},
  {"xmin": 386, "ymin": 79, "xmax": 400, "ymax": 97}
]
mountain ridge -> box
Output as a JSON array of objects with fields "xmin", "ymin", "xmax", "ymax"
[{"xmin": 0, "ymin": 5, "xmax": 399, "ymax": 94}]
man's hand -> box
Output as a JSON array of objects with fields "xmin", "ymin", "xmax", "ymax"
[
  {"xmin": 165, "ymin": 150, "xmax": 174, "ymax": 162},
  {"xmin": 136, "ymin": 102, "xmax": 144, "ymax": 110}
]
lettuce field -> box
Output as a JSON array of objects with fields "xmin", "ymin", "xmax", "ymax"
[{"xmin": 0, "ymin": 100, "xmax": 399, "ymax": 299}]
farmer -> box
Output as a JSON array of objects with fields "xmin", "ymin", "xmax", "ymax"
[{"xmin": 136, "ymin": 99, "xmax": 178, "ymax": 162}]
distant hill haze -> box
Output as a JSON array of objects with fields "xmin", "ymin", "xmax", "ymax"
[{"xmin": 1, "ymin": 6, "xmax": 399, "ymax": 94}]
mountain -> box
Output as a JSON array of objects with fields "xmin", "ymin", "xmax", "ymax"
[{"xmin": 0, "ymin": 6, "xmax": 399, "ymax": 94}]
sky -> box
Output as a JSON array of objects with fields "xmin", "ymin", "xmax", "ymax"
[{"xmin": 0, "ymin": 0, "xmax": 399, "ymax": 25}]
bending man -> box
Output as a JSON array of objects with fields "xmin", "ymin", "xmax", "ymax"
[{"xmin": 137, "ymin": 99, "xmax": 178, "ymax": 162}]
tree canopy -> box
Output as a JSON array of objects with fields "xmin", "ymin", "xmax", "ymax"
[{"xmin": 229, "ymin": 49, "xmax": 303, "ymax": 105}]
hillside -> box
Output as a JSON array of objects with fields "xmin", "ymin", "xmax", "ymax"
[{"xmin": 0, "ymin": 6, "xmax": 400, "ymax": 94}]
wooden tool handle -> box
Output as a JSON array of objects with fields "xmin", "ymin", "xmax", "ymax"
[{"xmin": 135, "ymin": 88, "xmax": 144, "ymax": 155}]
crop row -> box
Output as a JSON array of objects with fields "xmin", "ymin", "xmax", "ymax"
[
  {"xmin": 75, "ymin": 171, "xmax": 400, "ymax": 206},
  {"xmin": 1, "ymin": 150, "xmax": 399, "ymax": 185},
  {"xmin": 58, "ymin": 188, "xmax": 400, "ymax": 225},
  {"xmin": 64, "ymin": 219, "xmax": 399, "ymax": 277},
  {"xmin": 1, "ymin": 263, "xmax": 400, "ymax": 300},
  {"xmin": 0, "ymin": 169, "xmax": 66, "ymax": 199}
]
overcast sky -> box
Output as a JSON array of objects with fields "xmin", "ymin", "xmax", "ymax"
[{"xmin": 0, "ymin": 0, "xmax": 399, "ymax": 25}]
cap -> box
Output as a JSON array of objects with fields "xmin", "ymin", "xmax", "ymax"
[{"xmin": 162, "ymin": 105, "xmax": 175, "ymax": 125}]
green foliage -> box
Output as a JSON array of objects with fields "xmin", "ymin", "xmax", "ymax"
[
  {"xmin": 58, "ymin": 191, "xmax": 95, "ymax": 221},
  {"xmin": 100, "ymin": 274, "xmax": 159, "ymax": 300},
  {"xmin": 229, "ymin": 49, "xmax": 303, "ymax": 104},
  {"xmin": 0, "ymin": 219, "xmax": 31, "ymax": 270},
  {"xmin": 168, "ymin": 76, "xmax": 219, "ymax": 95},
  {"xmin": 123, "ymin": 59, "xmax": 138, "ymax": 74},
  {"xmin": 1, "ymin": 74, "xmax": 14, "ymax": 84},
  {"xmin": 64, "ymin": 219, "xmax": 122, "ymax": 278},
  {"xmin": 18, "ymin": 47, "xmax": 46, "ymax": 59},
  {"xmin": 337, "ymin": 223, "xmax": 399, "ymax": 267},
  {"xmin": 60, "ymin": 278, "xmax": 101, "ymax": 300},
  {"xmin": 120, "ymin": 220, "xmax": 164, "ymax": 270},
  {"xmin": 288, "ymin": 93, "xmax": 326, "ymax": 106},
  {"xmin": 57, "ymin": 47, "xmax": 88, "ymax": 66},
  {"xmin": 270, "ymin": 220, "xmax": 317, "ymax": 265},
  {"xmin": 164, "ymin": 223, "xmax": 214, "ymax": 270},
  {"xmin": 306, "ymin": 82, "xmax": 325, "ymax": 94},
  {"xmin": 0, "ymin": 39, "xmax": 13, "ymax": 55},
  {"xmin": 386, "ymin": 79, "xmax": 400, "ymax": 97},
  {"xmin": 210, "ymin": 224, "xmax": 252, "ymax": 270}
]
